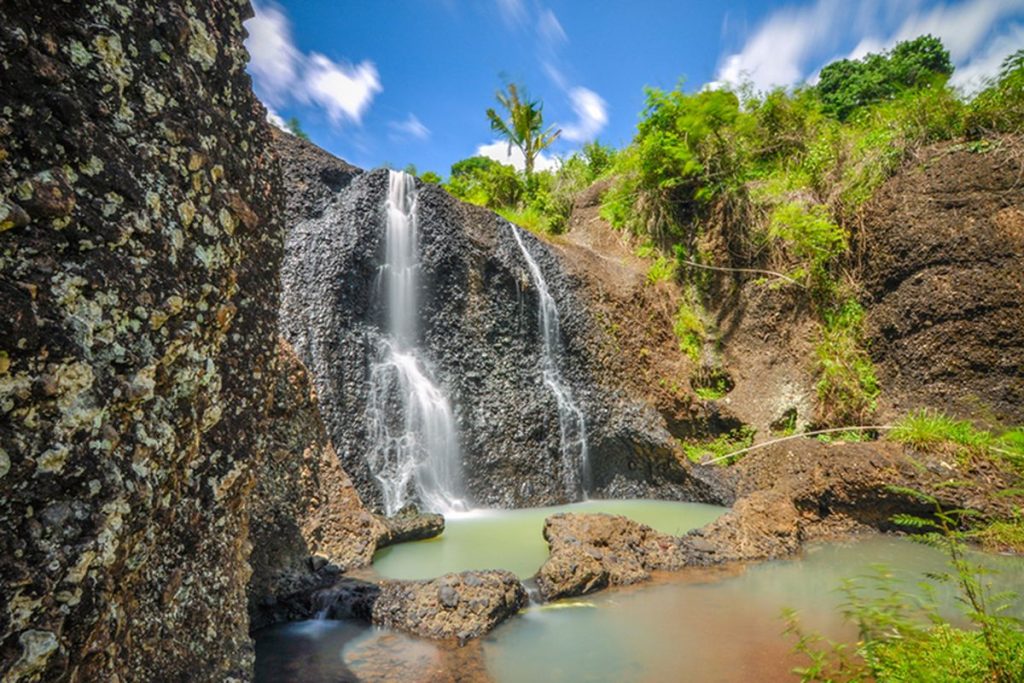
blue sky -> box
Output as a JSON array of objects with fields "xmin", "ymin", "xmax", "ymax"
[{"xmin": 245, "ymin": 0, "xmax": 1024, "ymax": 175}]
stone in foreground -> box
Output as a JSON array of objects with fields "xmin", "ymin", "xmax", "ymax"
[{"xmin": 536, "ymin": 513, "xmax": 686, "ymax": 601}]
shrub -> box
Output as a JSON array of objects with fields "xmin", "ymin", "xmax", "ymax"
[
  {"xmin": 785, "ymin": 492, "xmax": 1024, "ymax": 683},
  {"xmin": 966, "ymin": 49, "xmax": 1024, "ymax": 135}
]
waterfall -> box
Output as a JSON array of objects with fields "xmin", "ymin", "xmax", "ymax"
[
  {"xmin": 508, "ymin": 225, "xmax": 591, "ymax": 498},
  {"xmin": 365, "ymin": 171, "xmax": 467, "ymax": 515}
]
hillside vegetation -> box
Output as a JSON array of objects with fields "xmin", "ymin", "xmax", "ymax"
[{"xmin": 436, "ymin": 37, "xmax": 1023, "ymax": 430}]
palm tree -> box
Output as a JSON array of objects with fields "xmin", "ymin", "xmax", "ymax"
[{"xmin": 486, "ymin": 83, "xmax": 560, "ymax": 177}]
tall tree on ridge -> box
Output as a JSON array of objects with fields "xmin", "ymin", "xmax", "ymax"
[{"xmin": 486, "ymin": 82, "xmax": 561, "ymax": 177}]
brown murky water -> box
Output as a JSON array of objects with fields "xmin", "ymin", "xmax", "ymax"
[{"xmin": 255, "ymin": 535, "xmax": 1024, "ymax": 682}]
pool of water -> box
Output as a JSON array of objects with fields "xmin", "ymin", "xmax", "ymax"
[
  {"xmin": 371, "ymin": 499, "xmax": 728, "ymax": 579},
  {"xmin": 255, "ymin": 536, "xmax": 1024, "ymax": 683}
]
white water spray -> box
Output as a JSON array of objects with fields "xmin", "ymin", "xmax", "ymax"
[
  {"xmin": 509, "ymin": 225, "xmax": 591, "ymax": 497},
  {"xmin": 365, "ymin": 171, "xmax": 467, "ymax": 515}
]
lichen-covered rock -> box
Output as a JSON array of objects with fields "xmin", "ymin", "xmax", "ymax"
[
  {"xmin": 375, "ymin": 507, "xmax": 446, "ymax": 548},
  {"xmin": 372, "ymin": 571, "xmax": 527, "ymax": 643},
  {"xmin": 536, "ymin": 513, "xmax": 687, "ymax": 601},
  {"xmin": 0, "ymin": 1, "xmax": 281, "ymax": 680},
  {"xmin": 247, "ymin": 340, "xmax": 386, "ymax": 631}
]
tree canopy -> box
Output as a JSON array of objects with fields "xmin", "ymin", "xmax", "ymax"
[{"xmin": 485, "ymin": 82, "xmax": 560, "ymax": 176}]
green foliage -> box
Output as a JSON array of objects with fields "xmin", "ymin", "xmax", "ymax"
[
  {"xmin": 494, "ymin": 205, "xmax": 546, "ymax": 235},
  {"xmin": 681, "ymin": 426, "xmax": 756, "ymax": 466},
  {"xmin": 816, "ymin": 35, "xmax": 953, "ymax": 121},
  {"xmin": 419, "ymin": 171, "xmax": 442, "ymax": 185},
  {"xmin": 966, "ymin": 49, "xmax": 1024, "ymax": 135},
  {"xmin": 768, "ymin": 202, "xmax": 847, "ymax": 294},
  {"xmin": 693, "ymin": 367, "xmax": 732, "ymax": 400},
  {"xmin": 786, "ymin": 496, "xmax": 1024, "ymax": 683},
  {"xmin": 815, "ymin": 300, "xmax": 879, "ymax": 426},
  {"xmin": 971, "ymin": 516, "xmax": 1024, "ymax": 554},
  {"xmin": 645, "ymin": 255, "xmax": 676, "ymax": 284},
  {"xmin": 445, "ymin": 155, "xmax": 504, "ymax": 206},
  {"xmin": 486, "ymin": 82, "xmax": 560, "ymax": 177},
  {"xmin": 672, "ymin": 295, "xmax": 704, "ymax": 361},
  {"xmin": 286, "ymin": 116, "xmax": 310, "ymax": 141},
  {"xmin": 888, "ymin": 410, "xmax": 1024, "ymax": 471},
  {"xmin": 601, "ymin": 85, "xmax": 749, "ymax": 241}
]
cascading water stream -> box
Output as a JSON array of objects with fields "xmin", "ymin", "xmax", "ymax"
[
  {"xmin": 365, "ymin": 171, "xmax": 467, "ymax": 515},
  {"xmin": 508, "ymin": 225, "xmax": 591, "ymax": 498}
]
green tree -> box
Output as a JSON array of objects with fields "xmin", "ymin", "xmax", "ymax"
[
  {"xmin": 816, "ymin": 35, "xmax": 953, "ymax": 120},
  {"xmin": 419, "ymin": 171, "xmax": 442, "ymax": 184},
  {"xmin": 286, "ymin": 116, "xmax": 310, "ymax": 141},
  {"xmin": 485, "ymin": 82, "xmax": 561, "ymax": 177}
]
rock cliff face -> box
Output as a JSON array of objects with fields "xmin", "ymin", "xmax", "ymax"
[
  {"xmin": 276, "ymin": 138, "xmax": 709, "ymax": 510},
  {"xmin": 861, "ymin": 140, "xmax": 1024, "ymax": 426},
  {"xmin": 247, "ymin": 341, "xmax": 385, "ymax": 631},
  {"xmin": 0, "ymin": 1, "xmax": 287, "ymax": 680}
]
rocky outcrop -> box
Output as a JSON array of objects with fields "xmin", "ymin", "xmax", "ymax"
[
  {"xmin": 536, "ymin": 513, "xmax": 687, "ymax": 601},
  {"xmin": 0, "ymin": 1, "xmax": 283, "ymax": 680},
  {"xmin": 376, "ymin": 508, "xmax": 446, "ymax": 548},
  {"xmin": 276, "ymin": 139, "xmax": 709, "ymax": 509},
  {"xmin": 536, "ymin": 438, "xmax": 1020, "ymax": 601},
  {"xmin": 372, "ymin": 571, "xmax": 527, "ymax": 642},
  {"xmin": 248, "ymin": 341, "xmax": 385, "ymax": 631},
  {"xmin": 861, "ymin": 138, "xmax": 1024, "ymax": 426},
  {"xmin": 310, "ymin": 571, "xmax": 528, "ymax": 643}
]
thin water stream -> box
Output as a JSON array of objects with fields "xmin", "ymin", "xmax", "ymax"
[{"xmin": 509, "ymin": 226, "xmax": 591, "ymax": 498}]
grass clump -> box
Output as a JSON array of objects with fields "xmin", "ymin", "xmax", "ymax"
[
  {"xmin": 971, "ymin": 516, "xmax": 1024, "ymax": 554},
  {"xmin": 889, "ymin": 410, "xmax": 1024, "ymax": 471},
  {"xmin": 815, "ymin": 300, "xmax": 879, "ymax": 426},
  {"xmin": 672, "ymin": 296, "xmax": 705, "ymax": 362},
  {"xmin": 682, "ymin": 426, "xmax": 755, "ymax": 466}
]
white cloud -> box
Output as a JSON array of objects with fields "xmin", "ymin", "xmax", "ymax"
[
  {"xmin": 495, "ymin": 0, "xmax": 527, "ymax": 27},
  {"xmin": 711, "ymin": 0, "xmax": 1024, "ymax": 93},
  {"xmin": 303, "ymin": 54, "xmax": 381, "ymax": 124},
  {"xmin": 244, "ymin": 2, "xmax": 300, "ymax": 106},
  {"xmin": 537, "ymin": 9, "xmax": 567, "ymax": 47},
  {"xmin": 265, "ymin": 106, "xmax": 289, "ymax": 131},
  {"xmin": 245, "ymin": 2, "xmax": 381, "ymax": 128},
  {"xmin": 712, "ymin": 0, "xmax": 851, "ymax": 92},
  {"xmin": 950, "ymin": 22, "xmax": 1024, "ymax": 92},
  {"xmin": 559, "ymin": 87, "xmax": 608, "ymax": 142},
  {"xmin": 389, "ymin": 113, "xmax": 431, "ymax": 140},
  {"xmin": 476, "ymin": 140, "xmax": 560, "ymax": 172}
]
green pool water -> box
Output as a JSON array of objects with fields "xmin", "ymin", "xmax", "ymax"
[
  {"xmin": 255, "ymin": 536, "xmax": 1024, "ymax": 683},
  {"xmin": 371, "ymin": 499, "xmax": 728, "ymax": 579}
]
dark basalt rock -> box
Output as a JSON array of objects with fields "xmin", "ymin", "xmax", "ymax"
[
  {"xmin": 860, "ymin": 140, "xmax": 1024, "ymax": 426},
  {"xmin": 276, "ymin": 136, "xmax": 709, "ymax": 510}
]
